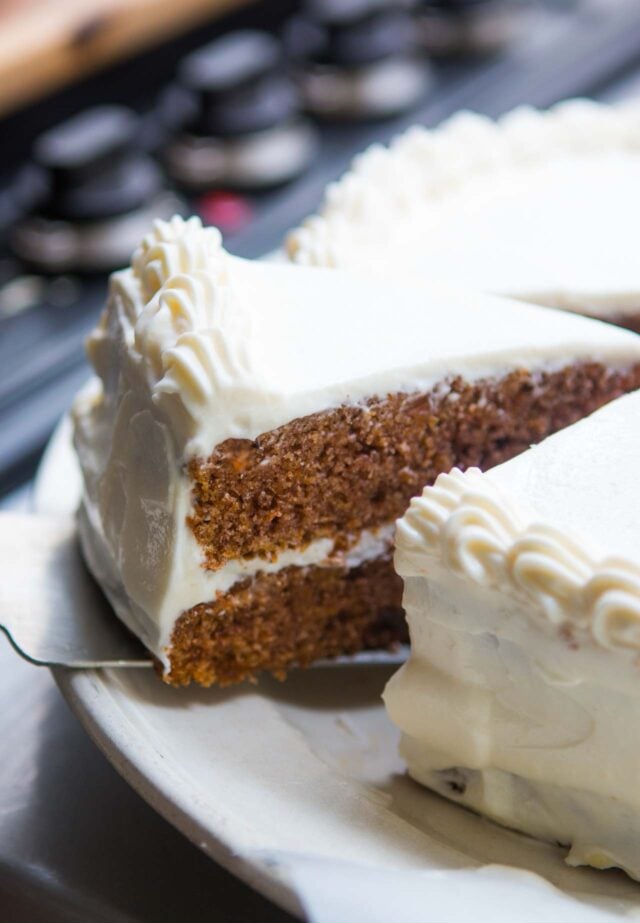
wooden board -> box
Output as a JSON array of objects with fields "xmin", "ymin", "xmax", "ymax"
[{"xmin": 0, "ymin": 0, "xmax": 250, "ymax": 116}]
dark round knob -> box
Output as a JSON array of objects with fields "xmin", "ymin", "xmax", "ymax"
[
  {"xmin": 35, "ymin": 106, "xmax": 136, "ymax": 179},
  {"xmin": 422, "ymin": 1, "xmax": 500, "ymax": 8},
  {"xmin": 179, "ymin": 30, "xmax": 282, "ymax": 98},
  {"xmin": 31, "ymin": 106, "xmax": 163, "ymax": 222},
  {"xmin": 287, "ymin": 0, "xmax": 416, "ymax": 68},
  {"xmin": 0, "ymin": 165, "xmax": 44, "ymax": 247},
  {"xmin": 175, "ymin": 31, "xmax": 300, "ymax": 138}
]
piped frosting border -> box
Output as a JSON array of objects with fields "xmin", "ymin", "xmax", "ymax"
[
  {"xmin": 396, "ymin": 467, "xmax": 640, "ymax": 653},
  {"xmin": 286, "ymin": 99, "xmax": 640, "ymax": 269}
]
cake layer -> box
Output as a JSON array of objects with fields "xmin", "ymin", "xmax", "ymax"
[
  {"xmin": 287, "ymin": 99, "xmax": 640, "ymax": 321},
  {"xmin": 385, "ymin": 390, "xmax": 640, "ymax": 880},
  {"xmin": 76, "ymin": 481, "xmax": 395, "ymax": 670},
  {"xmin": 166, "ymin": 557, "xmax": 405, "ymax": 687},
  {"xmin": 73, "ymin": 216, "xmax": 640, "ymax": 684},
  {"xmin": 189, "ymin": 363, "xmax": 640, "ymax": 569}
]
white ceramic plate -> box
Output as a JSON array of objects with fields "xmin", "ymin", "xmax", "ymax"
[{"xmin": 34, "ymin": 420, "xmax": 640, "ymax": 921}]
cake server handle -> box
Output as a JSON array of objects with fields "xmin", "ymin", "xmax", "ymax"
[{"xmin": 0, "ymin": 513, "xmax": 152, "ymax": 668}]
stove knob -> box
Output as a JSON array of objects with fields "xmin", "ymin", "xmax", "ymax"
[
  {"xmin": 285, "ymin": 0, "xmax": 431, "ymax": 121},
  {"xmin": 12, "ymin": 105, "xmax": 183, "ymax": 273},
  {"xmin": 0, "ymin": 174, "xmax": 32, "ymax": 301},
  {"xmin": 165, "ymin": 30, "xmax": 317, "ymax": 191},
  {"xmin": 416, "ymin": 0, "xmax": 528, "ymax": 57}
]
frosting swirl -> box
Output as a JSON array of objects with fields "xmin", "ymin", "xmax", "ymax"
[
  {"xmin": 128, "ymin": 218, "xmax": 255, "ymax": 431},
  {"xmin": 396, "ymin": 467, "xmax": 640, "ymax": 653},
  {"xmin": 132, "ymin": 215, "xmax": 225, "ymax": 300},
  {"xmin": 82, "ymin": 215, "xmax": 260, "ymax": 456},
  {"xmin": 287, "ymin": 100, "xmax": 640, "ymax": 268}
]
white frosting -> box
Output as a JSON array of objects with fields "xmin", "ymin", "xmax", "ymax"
[
  {"xmin": 385, "ymin": 390, "xmax": 640, "ymax": 879},
  {"xmin": 83, "ymin": 214, "xmax": 640, "ymax": 460},
  {"xmin": 396, "ymin": 467, "xmax": 640, "ymax": 650},
  {"xmin": 73, "ymin": 215, "xmax": 640, "ymax": 667},
  {"xmin": 287, "ymin": 99, "xmax": 640, "ymax": 317}
]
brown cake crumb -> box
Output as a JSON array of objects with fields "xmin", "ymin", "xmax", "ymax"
[
  {"xmin": 188, "ymin": 363, "xmax": 640, "ymax": 570},
  {"xmin": 164, "ymin": 557, "xmax": 405, "ymax": 687}
]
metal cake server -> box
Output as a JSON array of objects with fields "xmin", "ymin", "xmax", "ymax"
[{"xmin": 0, "ymin": 513, "xmax": 151, "ymax": 668}]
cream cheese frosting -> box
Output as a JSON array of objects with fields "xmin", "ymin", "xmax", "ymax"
[
  {"xmin": 385, "ymin": 390, "xmax": 640, "ymax": 879},
  {"xmin": 73, "ymin": 215, "xmax": 640, "ymax": 668},
  {"xmin": 287, "ymin": 99, "xmax": 640, "ymax": 317}
]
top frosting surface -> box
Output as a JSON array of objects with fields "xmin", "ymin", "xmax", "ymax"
[
  {"xmin": 287, "ymin": 100, "xmax": 640, "ymax": 313},
  {"xmin": 491, "ymin": 389, "xmax": 640, "ymax": 561},
  {"xmin": 87, "ymin": 215, "xmax": 640, "ymax": 458}
]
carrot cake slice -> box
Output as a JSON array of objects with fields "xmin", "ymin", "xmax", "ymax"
[
  {"xmin": 287, "ymin": 99, "xmax": 640, "ymax": 331},
  {"xmin": 385, "ymin": 390, "xmax": 640, "ymax": 880},
  {"xmin": 73, "ymin": 215, "xmax": 640, "ymax": 687}
]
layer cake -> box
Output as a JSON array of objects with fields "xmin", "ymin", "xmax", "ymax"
[{"xmin": 73, "ymin": 215, "xmax": 640, "ymax": 686}]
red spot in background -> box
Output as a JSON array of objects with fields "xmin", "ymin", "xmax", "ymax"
[{"xmin": 197, "ymin": 191, "xmax": 253, "ymax": 235}]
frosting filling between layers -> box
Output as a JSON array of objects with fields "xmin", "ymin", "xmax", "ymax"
[{"xmin": 77, "ymin": 470, "xmax": 396, "ymax": 670}]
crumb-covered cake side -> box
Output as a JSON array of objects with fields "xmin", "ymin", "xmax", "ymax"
[{"xmin": 73, "ymin": 215, "xmax": 640, "ymax": 686}]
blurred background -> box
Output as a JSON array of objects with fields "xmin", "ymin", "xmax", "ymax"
[
  {"xmin": 2, "ymin": 0, "xmax": 640, "ymax": 506},
  {"xmin": 3, "ymin": 2, "xmax": 640, "ymax": 921}
]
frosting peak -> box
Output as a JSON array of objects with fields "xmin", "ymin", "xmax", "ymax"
[
  {"xmin": 115, "ymin": 216, "xmax": 256, "ymax": 450},
  {"xmin": 134, "ymin": 269, "xmax": 250, "ymax": 379},
  {"xmin": 133, "ymin": 215, "xmax": 226, "ymax": 301}
]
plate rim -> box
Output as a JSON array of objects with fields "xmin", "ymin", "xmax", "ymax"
[
  {"xmin": 39, "ymin": 418, "xmax": 304, "ymax": 919},
  {"xmin": 53, "ymin": 668, "xmax": 303, "ymax": 918},
  {"xmin": 34, "ymin": 414, "xmax": 636, "ymax": 923}
]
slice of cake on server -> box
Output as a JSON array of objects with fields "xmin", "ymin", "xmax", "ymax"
[
  {"xmin": 73, "ymin": 215, "xmax": 640, "ymax": 687},
  {"xmin": 385, "ymin": 390, "xmax": 640, "ymax": 880}
]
